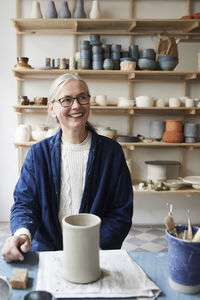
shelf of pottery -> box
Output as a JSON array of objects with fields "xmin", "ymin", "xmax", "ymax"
[{"xmin": 12, "ymin": 0, "xmax": 200, "ymax": 194}]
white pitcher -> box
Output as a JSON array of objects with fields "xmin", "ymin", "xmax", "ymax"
[
  {"xmin": 14, "ymin": 125, "xmax": 30, "ymax": 142},
  {"xmin": 62, "ymin": 213, "xmax": 101, "ymax": 283}
]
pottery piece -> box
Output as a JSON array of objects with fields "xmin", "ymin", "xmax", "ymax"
[
  {"xmin": 135, "ymin": 95, "xmax": 154, "ymax": 107},
  {"xmin": 163, "ymin": 131, "xmax": 184, "ymax": 143},
  {"xmin": 0, "ymin": 276, "xmax": 12, "ymax": 300},
  {"xmin": 59, "ymin": 1, "xmax": 71, "ymax": 18},
  {"xmin": 30, "ymin": 1, "xmax": 43, "ymax": 18},
  {"xmin": 140, "ymin": 48, "xmax": 156, "ymax": 60},
  {"xmin": 185, "ymin": 98, "xmax": 194, "ymax": 107},
  {"xmin": 15, "ymin": 125, "xmax": 30, "ymax": 142},
  {"xmin": 149, "ymin": 120, "xmax": 165, "ymax": 140},
  {"xmin": 158, "ymin": 54, "xmax": 178, "ymax": 71},
  {"xmin": 163, "ymin": 179, "xmax": 186, "ymax": 190},
  {"xmin": 19, "ymin": 96, "xmax": 30, "ymax": 105},
  {"xmin": 103, "ymin": 58, "xmax": 114, "ymax": 70},
  {"xmin": 62, "ymin": 214, "xmax": 101, "ymax": 283},
  {"xmin": 96, "ymin": 127, "xmax": 117, "ymax": 139},
  {"xmin": 168, "ymin": 97, "xmax": 181, "ymax": 107},
  {"xmin": 185, "ymin": 137, "xmax": 196, "ymax": 143},
  {"xmin": 117, "ymin": 97, "xmax": 134, "ymax": 107},
  {"xmin": 24, "ymin": 290, "xmax": 56, "ymax": 300},
  {"xmin": 14, "ymin": 57, "xmax": 33, "ymax": 69},
  {"xmin": 116, "ymin": 135, "xmax": 138, "ymax": 143},
  {"xmin": 89, "ymin": 0, "xmax": 101, "ymax": 19},
  {"xmin": 145, "ymin": 160, "xmax": 180, "ymax": 182},
  {"xmin": 95, "ymin": 95, "xmax": 107, "ymax": 106},
  {"xmin": 31, "ymin": 124, "xmax": 46, "ymax": 140},
  {"xmin": 165, "ymin": 120, "xmax": 183, "ymax": 132},
  {"xmin": 90, "ymin": 34, "xmax": 101, "ymax": 45},
  {"xmin": 73, "ymin": 0, "xmax": 86, "ymax": 18},
  {"xmin": 45, "ymin": 1, "xmax": 58, "ymax": 18},
  {"xmin": 33, "ymin": 97, "xmax": 48, "ymax": 105},
  {"xmin": 155, "ymin": 98, "xmax": 166, "ymax": 107},
  {"xmin": 138, "ymin": 58, "xmax": 156, "ymax": 70},
  {"xmin": 166, "ymin": 225, "xmax": 200, "ymax": 294},
  {"xmin": 120, "ymin": 60, "xmax": 136, "ymax": 71},
  {"xmin": 184, "ymin": 123, "xmax": 199, "ymax": 137}
]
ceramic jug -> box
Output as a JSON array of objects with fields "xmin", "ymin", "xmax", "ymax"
[
  {"xmin": 59, "ymin": 1, "xmax": 71, "ymax": 18},
  {"xmin": 89, "ymin": 0, "xmax": 101, "ymax": 19},
  {"xmin": 73, "ymin": 0, "xmax": 86, "ymax": 18},
  {"xmin": 45, "ymin": 1, "xmax": 58, "ymax": 18},
  {"xmin": 30, "ymin": 1, "xmax": 43, "ymax": 18},
  {"xmin": 62, "ymin": 213, "xmax": 101, "ymax": 283},
  {"xmin": 14, "ymin": 125, "xmax": 30, "ymax": 142}
]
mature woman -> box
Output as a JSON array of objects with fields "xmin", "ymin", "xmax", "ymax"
[{"xmin": 2, "ymin": 73, "xmax": 133, "ymax": 262}]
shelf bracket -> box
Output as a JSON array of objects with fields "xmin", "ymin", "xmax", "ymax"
[
  {"xmin": 72, "ymin": 21, "xmax": 78, "ymax": 32},
  {"xmin": 184, "ymin": 73, "xmax": 197, "ymax": 80},
  {"xmin": 128, "ymin": 21, "xmax": 137, "ymax": 32},
  {"xmin": 128, "ymin": 72, "xmax": 135, "ymax": 80},
  {"xmin": 184, "ymin": 21, "xmax": 200, "ymax": 33}
]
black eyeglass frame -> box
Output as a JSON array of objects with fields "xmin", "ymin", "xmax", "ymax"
[{"xmin": 53, "ymin": 93, "xmax": 91, "ymax": 107}]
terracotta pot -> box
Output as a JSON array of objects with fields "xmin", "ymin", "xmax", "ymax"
[
  {"xmin": 163, "ymin": 131, "xmax": 184, "ymax": 143},
  {"xmin": 165, "ymin": 120, "xmax": 183, "ymax": 132}
]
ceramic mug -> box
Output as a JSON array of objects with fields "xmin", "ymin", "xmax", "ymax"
[
  {"xmin": 62, "ymin": 213, "xmax": 101, "ymax": 283},
  {"xmin": 155, "ymin": 98, "xmax": 166, "ymax": 107},
  {"xmin": 185, "ymin": 98, "xmax": 194, "ymax": 107},
  {"xmin": 169, "ymin": 97, "xmax": 181, "ymax": 107},
  {"xmin": 95, "ymin": 95, "xmax": 107, "ymax": 106}
]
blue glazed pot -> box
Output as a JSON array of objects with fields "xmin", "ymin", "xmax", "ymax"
[
  {"xmin": 103, "ymin": 58, "xmax": 114, "ymax": 70},
  {"xmin": 138, "ymin": 58, "xmax": 156, "ymax": 70},
  {"xmin": 166, "ymin": 225, "xmax": 200, "ymax": 294},
  {"xmin": 158, "ymin": 54, "xmax": 178, "ymax": 71},
  {"xmin": 184, "ymin": 123, "xmax": 199, "ymax": 138}
]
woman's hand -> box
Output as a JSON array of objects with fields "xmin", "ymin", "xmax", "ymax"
[{"xmin": 1, "ymin": 234, "xmax": 31, "ymax": 262}]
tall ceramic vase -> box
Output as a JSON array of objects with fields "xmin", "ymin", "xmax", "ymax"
[
  {"xmin": 59, "ymin": 1, "xmax": 71, "ymax": 18},
  {"xmin": 45, "ymin": 1, "xmax": 58, "ymax": 18},
  {"xmin": 73, "ymin": 0, "xmax": 86, "ymax": 18},
  {"xmin": 62, "ymin": 213, "xmax": 101, "ymax": 283},
  {"xmin": 30, "ymin": 1, "xmax": 43, "ymax": 18},
  {"xmin": 89, "ymin": 0, "xmax": 101, "ymax": 19}
]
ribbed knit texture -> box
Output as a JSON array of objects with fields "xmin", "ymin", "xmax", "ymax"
[{"xmin": 59, "ymin": 131, "xmax": 92, "ymax": 227}]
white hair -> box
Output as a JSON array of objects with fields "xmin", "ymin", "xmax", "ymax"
[{"xmin": 48, "ymin": 73, "xmax": 89, "ymax": 103}]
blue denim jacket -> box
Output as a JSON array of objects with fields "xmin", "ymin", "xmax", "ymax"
[{"xmin": 11, "ymin": 130, "xmax": 133, "ymax": 251}]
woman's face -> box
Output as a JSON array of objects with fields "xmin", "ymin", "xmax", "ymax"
[{"xmin": 49, "ymin": 79, "xmax": 90, "ymax": 132}]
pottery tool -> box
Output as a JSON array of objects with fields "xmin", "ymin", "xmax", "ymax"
[
  {"xmin": 187, "ymin": 209, "xmax": 193, "ymax": 241},
  {"xmin": 192, "ymin": 228, "xmax": 200, "ymax": 242},
  {"xmin": 164, "ymin": 204, "xmax": 178, "ymax": 237}
]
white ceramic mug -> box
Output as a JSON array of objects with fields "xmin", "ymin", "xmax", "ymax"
[
  {"xmin": 62, "ymin": 213, "xmax": 101, "ymax": 283},
  {"xmin": 155, "ymin": 98, "xmax": 166, "ymax": 107},
  {"xmin": 168, "ymin": 97, "xmax": 181, "ymax": 107},
  {"xmin": 185, "ymin": 98, "xmax": 194, "ymax": 107},
  {"xmin": 95, "ymin": 95, "xmax": 107, "ymax": 106}
]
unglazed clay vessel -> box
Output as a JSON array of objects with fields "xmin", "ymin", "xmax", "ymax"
[{"xmin": 62, "ymin": 214, "xmax": 101, "ymax": 283}]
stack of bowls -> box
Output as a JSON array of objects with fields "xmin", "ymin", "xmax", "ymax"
[
  {"xmin": 135, "ymin": 95, "xmax": 154, "ymax": 107},
  {"xmin": 90, "ymin": 34, "xmax": 101, "ymax": 46},
  {"xmin": 117, "ymin": 96, "xmax": 134, "ymax": 107},
  {"xmin": 163, "ymin": 120, "xmax": 184, "ymax": 143},
  {"xmin": 80, "ymin": 40, "xmax": 91, "ymax": 69},
  {"xmin": 102, "ymin": 44, "xmax": 111, "ymax": 59},
  {"xmin": 129, "ymin": 45, "xmax": 139, "ymax": 67},
  {"xmin": 92, "ymin": 45, "xmax": 103, "ymax": 70},
  {"xmin": 184, "ymin": 123, "xmax": 199, "ymax": 143},
  {"xmin": 138, "ymin": 48, "xmax": 157, "ymax": 70},
  {"xmin": 157, "ymin": 54, "xmax": 178, "ymax": 71},
  {"xmin": 111, "ymin": 44, "xmax": 121, "ymax": 70}
]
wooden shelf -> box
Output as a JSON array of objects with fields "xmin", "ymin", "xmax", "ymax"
[
  {"xmin": 12, "ymin": 69, "xmax": 200, "ymax": 81},
  {"xmin": 11, "ymin": 18, "xmax": 200, "ymax": 37},
  {"xmin": 133, "ymin": 185, "xmax": 200, "ymax": 194}
]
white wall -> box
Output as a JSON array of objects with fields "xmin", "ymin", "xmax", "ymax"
[{"xmin": 0, "ymin": 0, "xmax": 200, "ymax": 225}]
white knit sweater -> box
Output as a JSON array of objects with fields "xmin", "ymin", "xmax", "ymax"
[{"xmin": 58, "ymin": 131, "xmax": 92, "ymax": 227}]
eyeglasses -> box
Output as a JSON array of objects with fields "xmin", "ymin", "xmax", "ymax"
[{"xmin": 54, "ymin": 93, "xmax": 90, "ymax": 107}]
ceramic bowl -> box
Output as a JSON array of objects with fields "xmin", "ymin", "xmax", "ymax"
[
  {"xmin": 163, "ymin": 179, "xmax": 186, "ymax": 190},
  {"xmin": 117, "ymin": 97, "xmax": 134, "ymax": 107},
  {"xmin": 158, "ymin": 54, "xmax": 178, "ymax": 71},
  {"xmin": 192, "ymin": 184, "xmax": 200, "ymax": 190},
  {"xmin": 111, "ymin": 44, "xmax": 121, "ymax": 52},
  {"xmin": 0, "ymin": 276, "xmax": 12, "ymax": 300},
  {"xmin": 95, "ymin": 95, "xmax": 107, "ymax": 106},
  {"xmin": 135, "ymin": 95, "xmax": 154, "ymax": 107},
  {"xmin": 140, "ymin": 48, "xmax": 156, "ymax": 60},
  {"xmin": 24, "ymin": 290, "xmax": 56, "ymax": 300},
  {"xmin": 80, "ymin": 49, "xmax": 90, "ymax": 59},
  {"xmin": 138, "ymin": 58, "xmax": 156, "ymax": 70}
]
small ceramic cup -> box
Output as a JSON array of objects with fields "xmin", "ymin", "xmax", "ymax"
[
  {"xmin": 24, "ymin": 290, "xmax": 55, "ymax": 300},
  {"xmin": 155, "ymin": 98, "xmax": 166, "ymax": 107},
  {"xmin": 185, "ymin": 98, "xmax": 194, "ymax": 107},
  {"xmin": 95, "ymin": 95, "xmax": 107, "ymax": 106},
  {"xmin": 168, "ymin": 97, "xmax": 181, "ymax": 107}
]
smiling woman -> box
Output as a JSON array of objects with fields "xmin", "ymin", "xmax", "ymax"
[{"xmin": 2, "ymin": 73, "xmax": 133, "ymax": 262}]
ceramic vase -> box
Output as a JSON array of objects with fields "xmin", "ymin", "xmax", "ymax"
[
  {"xmin": 14, "ymin": 125, "xmax": 30, "ymax": 142},
  {"xmin": 184, "ymin": 123, "xmax": 199, "ymax": 138},
  {"xmin": 30, "ymin": 1, "xmax": 43, "ymax": 18},
  {"xmin": 149, "ymin": 121, "xmax": 165, "ymax": 140},
  {"xmin": 73, "ymin": 0, "xmax": 86, "ymax": 18},
  {"xmin": 59, "ymin": 1, "xmax": 71, "ymax": 18},
  {"xmin": 45, "ymin": 1, "xmax": 58, "ymax": 18},
  {"xmin": 89, "ymin": 0, "xmax": 101, "ymax": 19},
  {"xmin": 62, "ymin": 214, "xmax": 101, "ymax": 283}
]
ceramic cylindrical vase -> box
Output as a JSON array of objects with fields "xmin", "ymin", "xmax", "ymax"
[
  {"xmin": 30, "ymin": 1, "xmax": 43, "ymax": 18},
  {"xmin": 45, "ymin": 1, "xmax": 58, "ymax": 18},
  {"xmin": 184, "ymin": 123, "xmax": 199, "ymax": 138},
  {"xmin": 59, "ymin": 1, "xmax": 71, "ymax": 18},
  {"xmin": 62, "ymin": 213, "xmax": 101, "ymax": 283},
  {"xmin": 89, "ymin": 0, "xmax": 101, "ymax": 19},
  {"xmin": 73, "ymin": 0, "xmax": 86, "ymax": 18},
  {"xmin": 149, "ymin": 120, "xmax": 165, "ymax": 140},
  {"xmin": 14, "ymin": 125, "xmax": 30, "ymax": 142}
]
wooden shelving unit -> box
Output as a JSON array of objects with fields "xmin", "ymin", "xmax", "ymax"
[{"xmin": 12, "ymin": 0, "xmax": 200, "ymax": 194}]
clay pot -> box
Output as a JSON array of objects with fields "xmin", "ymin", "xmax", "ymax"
[
  {"xmin": 33, "ymin": 97, "xmax": 48, "ymax": 105},
  {"xmin": 165, "ymin": 120, "xmax": 183, "ymax": 132},
  {"xmin": 163, "ymin": 131, "xmax": 184, "ymax": 143}
]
